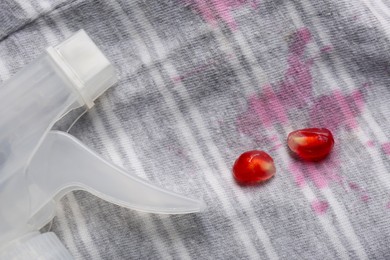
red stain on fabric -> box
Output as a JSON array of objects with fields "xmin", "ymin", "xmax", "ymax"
[
  {"xmin": 269, "ymin": 143, "xmax": 283, "ymax": 151},
  {"xmin": 348, "ymin": 182, "xmax": 371, "ymax": 203},
  {"xmin": 311, "ymin": 200, "xmax": 329, "ymax": 215},
  {"xmin": 185, "ymin": 0, "xmax": 259, "ymax": 30},
  {"xmin": 186, "ymin": 0, "xmax": 217, "ymax": 26},
  {"xmin": 309, "ymin": 90, "xmax": 364, "ymax": 131},
  {"xmin": 320, "ymin": 45, "xmax": 333, "ymax": 53},
  {"xmin": 288, "ymin": 162, "xmax": 306, "ymax": 187},
  {"xmin": 237, "ymin": 28, "xmax": 313, "ymax": 133},
  {"xmin": 305, "ymin": 164, "xmax": 329, "ymax": 189},
  {"xmin": 233, "ymin": 28, "xmax": 367, "ymax": 199},
  {"xmin": 287, "ymin": 152, "xmax": 342, "ymax": 190},
  {"xmin": 264, "ymin": 85, "xmax": 289, "ymax": 124},
  {"xmin": 349, "ymin": 182, "xmax": 360, "ymax": 191},
  {"xmin": 237, "ymin": 28, "xmax": 365, "ymax": 136},
  {"xmin": 361, "ymin": 194, "xmax": 370, "ymax": 203},
  {"xmin": 277, "ymin": 28, "xmax": 313, "ymax": 108},
  {"xmin": 382, "ymin": 142, "xmax": 390, "ymax": 155}
]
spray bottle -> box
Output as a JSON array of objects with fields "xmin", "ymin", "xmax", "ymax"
[{"xmin": 0, "ymin": 30, "xmax": 205, "ymax": 259}]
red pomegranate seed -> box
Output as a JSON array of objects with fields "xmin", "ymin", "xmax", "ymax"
[
  {"xmin": 287, "ymin": 128, "xmax": 334, "ymax": 161},
  {"xmin": 233, "ymin": 150, "xmax": 276, "ymax": 184}
]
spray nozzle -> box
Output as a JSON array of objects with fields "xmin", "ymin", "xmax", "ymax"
[
  {"xmin": 47, "ymin": 30, "xmax": 117, "ymax": 109},
  {"xmin": 0, "ymin": 30, "xmax": 205, "ymax": 259}
]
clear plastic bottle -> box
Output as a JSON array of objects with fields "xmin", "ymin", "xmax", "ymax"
[{"xmin": 0, "ymin": 30, "xmax": 204, "ymax": 260}]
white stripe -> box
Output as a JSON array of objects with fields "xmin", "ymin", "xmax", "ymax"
[
  {"xmin": 36, "ymin": 0, "xmax": 52, "ymax": 12},
  {"xmin": 228, "ymin": 29, "xmax": 268, "ymax": 87},
  {"xmin": 86, "ymin": 110, "xmax": 129, "ymax": 169},
  {"xmin": 286, "ymin": 3, "xmax": 368, "ymax": 257},
  {"xmin": 297, "ymin": 0, "xmax": 390, "ymax": 142},
  {"xmin": 42, "ymin": 13, "xmax": 173, "ymax": 259},
  {"xmin": 44, "ymin": 15, "xmax": 179, "ymax": 260},
  {"xmin": 0, "ymin": 7, "xmax": 15, "ymax": 80},
  {"xmin": 360, "ymin": 0, "xmax": 390, "ymax": 41},
  {"xmin": 373, "ymin": 0, "xmax": 390, "ymax": 21},
  {"xmin": 209, "ymin": 6, "xmax": 350, "ymax": 257},
  {"xmin": 301, "ymin": 185, "xmax": 350, "ymax": 259},
  {"xmin": 13, "ymin": 0, "xmax": 37, "ymax": 17},
  {"xmin": 288, "ymin": 2, "xmax": 388, "ymax": 258},
  {"xmin": 37, "ymin": 22, "xmax": 104, "ymax": 260},
  {"xmin": 270, "ymin": 126, "xmax": 350, "ymax": 259},
  {"xmin": 55, "ymin": 200, "xmax": 84, "ymax": 259},
  {"xmin": 354, "ymin": 128, "xmax": 390, "ymax": 189},
  {"xmin": 66, "ymin": 193, "xmax": 103, "ymax": 259},
  {"xmin": 0, "ymin": 18, "xmax": 85, "ymax": 259},
  {"xmin": 95, "ymin": 103, "xmax": 191, "ymax": 260},
  {"xmin": 127, "ymin": 2, "xmax": 274, "ymax": 259},
  {"xmin": 321, "ymin": 187, "xmax": 365, "ymax": 252},
  {"xmin": 105, "ymin": 1, "xmax": 263, "ymax": 258},
  {"xmin": 208, "ymin": 0, "xmax": 356, "ymax": 256},
  {"xmin": 88, "ymin": 109, "xmax": 174, "ymax": 260},
  {"xmin": 0, "ymin": 59, "xmax": 10, "ymax": 82},
  {"xmin": 38, "ymin": 21, "xmax": 60, "ymax": 46},
  {"xmin": 297, "ymin": 0, "xmax": 390, "ymax": 181},
  {"xmin": 360, "ymin": 112, "xmax": 388, "ymax": 143},
  {"xmin": 0, "ymin": 24, "xmax": 84, "ymax": 260}
]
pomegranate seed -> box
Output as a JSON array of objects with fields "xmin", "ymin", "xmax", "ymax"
[
  {"xmin": 233, "ymin": 150, "xmax": 276, "ymax": 184},
  {"xmin": 287, "ymin": 128, "xmax": 334, "ymax": 161}
]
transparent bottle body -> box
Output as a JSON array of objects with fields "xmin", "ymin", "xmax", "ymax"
[
  {"xmin": 0, "ymin": 30, "xmax": 205, "ymax": 259},
  {"xmin": 0, "ymin": 54, "xmax": 80, "ymax": 247}
]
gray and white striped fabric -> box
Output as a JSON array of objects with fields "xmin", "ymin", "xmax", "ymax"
[{"xmin": 1, "ymin": 0, "xmax": 390, "ymax": 259}]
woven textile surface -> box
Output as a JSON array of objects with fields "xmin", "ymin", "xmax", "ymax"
[{"xmin": 1, "ymin": 0, "xmax": 390, "ymax": 259}]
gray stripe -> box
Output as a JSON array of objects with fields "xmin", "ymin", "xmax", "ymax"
[
  {"xmin": 120, "ymin": 1, "xmax": 270, "ymax": 258},
  {"xmin": 129, "ymin": 1, "xmax": 346, "ymax": 258}
]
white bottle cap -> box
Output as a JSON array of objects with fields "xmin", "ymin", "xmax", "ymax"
[{"xmin": 46, "ymin": 30, "xmax": 117, "ymax": 108}]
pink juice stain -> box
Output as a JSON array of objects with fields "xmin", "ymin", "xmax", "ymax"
[
  {"xmin": 311, "ymin": 200, "xmax": 329, "ymax": 215},
  {"xmin": 348, "ymin": 182, "xmax": 371, "ymax": 203},
  {"xmin": 287, "ymin": 153, "xmax": 342, "ymax": 190},
  {"xmin": 233, "ymin": 28, "xmax": 368, "ymax": 201},
  {"xmin": 277, "ymin": 28, "xmax": 313, "ymax": 108},
  {"xmin": 382, "ymin": 142, "xmax": 390, "ymax": 155},
  {"xmin": 237, "ymin": 27, "xmax": 365, "ymax": 136},
  {"xmin": 310, "ymin": 90, "xmax": 364, "ymax": 131},
  {"xmin": 185, "ymin": 0, "xmax": 259, "ymax": 30},
  {"xmin": 361, "ymin": 194, "xmax": 370, "ymax": 203},
  {"xmin": 185, "ymin": 0, "xmax": 218, "ymax": 26},
  {"xmin": 320, "ymin": 45, "xmax": 333, "ymax": 53},
  {"xmin": 237, "ymin": 28, "xmax": 313, "ymax": 134},
  {"xmin": 349, "ymin": 182, "xmax": 360, "ymax": 191},
  {"xmin": 288, "ymin": 162, "xmax": 306, "ymax": 187}
]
